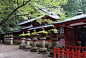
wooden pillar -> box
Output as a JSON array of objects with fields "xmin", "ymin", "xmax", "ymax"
[{"xmin": 64, "ymin": 27, "xmax": 67, "ymax": 49}]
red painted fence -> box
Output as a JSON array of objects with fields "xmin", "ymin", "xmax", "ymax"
[
  {"xmin": 67, "ymin": 46, "xmax": 86, "ymax": 53},
  {"xmin": 54, "ymin": 47, "xmax": 86, "ymax": 58}
]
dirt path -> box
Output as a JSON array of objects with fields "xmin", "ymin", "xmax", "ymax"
[{"xmin": 0, "ymin": 43, "xmax": 52, "ymax": 58}]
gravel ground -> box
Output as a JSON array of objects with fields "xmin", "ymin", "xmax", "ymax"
[{"xmin": 0, "ymin": 43, "xmax": 52, "ymax": 58}]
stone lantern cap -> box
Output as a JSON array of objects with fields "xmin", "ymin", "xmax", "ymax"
[
  {"xmin": 31, "ymin": 30, "xmax": 39, "ymax": 36},
  {"xmin": 48, "ymin": 29, "xmax": 59, "ymax": 34}
]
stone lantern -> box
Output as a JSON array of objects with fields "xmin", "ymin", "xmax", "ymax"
[
  {"xmin": 6, "ymin": 34, "xmax": 9, "ymax": 44},
  {"xmin": 25, "ymin": 31, "xmax": 31, "ymax": 50},
  {"xmin": 48, "ymin": 28, "xmax": 59, "ymax": 57},
  {"xmin": 5, "ymin": 35, "xmax": 7, "ymax": 44},
  {"xmin": 30, "ymin": 30, "xmax": 38, "ymax": 52},
  {"xmin": 9, "ymin": 34, "xmax": 14, "ymax": 45},
  {"xmin": 38, "ymin": 28, "xmax": 48, "ymax": 53},
  {"xmin": 19, "ymin": 32, "xmax": 26, "ymax": 49},
  {"xmin": 4, "ymin": 35, "xmax": 6, "ymax": 44}
]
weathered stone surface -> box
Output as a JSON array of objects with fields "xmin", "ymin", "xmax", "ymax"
[
  {"xmin": 25, "ymin": 38, "xmax": 31, "ymax": 50},
  {"xmin": 39, "ymin": 48, "xmax": 47, "ymax": 52},
  {"xmin": 30, "ymin": 47, "xmax": 38, "ymax": 52},
  {"xmin": 19, "ymin": 37, "xmax": 26, "ymax": 49},
  {"xmin": 39, "ymin": 37, "xmax": 47, "ymax": 53}
]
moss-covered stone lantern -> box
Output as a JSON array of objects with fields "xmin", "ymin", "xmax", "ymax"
[
  {"xmin": 19, "ymin": 33, "xmax": 26, "ymax": 49},
  {"xmin": 30, "ymin": 30, "xmax": 39, "ymax": 52},
  {"xmin": 37, "ymin": 28, "xmax": 48, "ymax": 53},
  {"xmin": 25, "ymin": 31, "xmax": 31, "ymax": 50},
  {"xmin": 48, "ymin": 28, "xmax": 59, "ymax": 57}
]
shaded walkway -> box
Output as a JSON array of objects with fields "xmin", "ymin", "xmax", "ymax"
[{"xmin": 0, "ymin": 43, "xmax": 51, "ymax": 58}]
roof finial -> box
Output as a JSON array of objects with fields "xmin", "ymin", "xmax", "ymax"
[{"xmin": 77, "ymin": 9, "xmax": 83, "ymax": 15}]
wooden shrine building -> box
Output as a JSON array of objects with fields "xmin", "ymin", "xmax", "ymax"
[
  {"xmin": 17, "ymin": 7, "xmax": 60, "ymax": 42},
  {"xmin": 52, "ymin": 10, "xmax": 86, "ymax": 51}
]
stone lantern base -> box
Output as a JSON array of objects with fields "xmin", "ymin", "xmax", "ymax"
[
  {"xmin": 25, "ymin": 46, "xmax": 31, "ymax": 50},
  {"xmin": 30, "ymin": 47, "xmax": 38, "ymax": 52},
  {"xmin": 19, "ymin": 37, "xmax": 26, "ymax": 49},
  {"xmin": 30, "ymin": 36, "xmax": 38, "ymax": 52},
  {"xmin": 48, "ymin": 37, "xmax": 58, "ymax": 57},
  {"xmin": 25, "ymin": 38, "xmax": 31, "ymax": 50},
  {"xmin": 39, "ymin": 48, "xmax": 47, "ymax": 54},
  {"xmin": 48, "ymin": 50, "xmax": 54, "ymax": 57},
  {"xmin": 19, "ymin": 44, "xmax": 26, "ymax": 49}
]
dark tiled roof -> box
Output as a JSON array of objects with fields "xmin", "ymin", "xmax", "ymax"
[
  {"xmin": 21, "ymin": 24, "xmax": 33, "ymax": 29},
  {"xmin": 52, "ymin": 14, "xmax": 86, "ymax": 24},
  {"xmin": 18, "ymin": 15, "xmax": 44, "ymax": 26},
  {"xmin": 28, "ymin": 24, "xmax": 53, "ymax": 30}
]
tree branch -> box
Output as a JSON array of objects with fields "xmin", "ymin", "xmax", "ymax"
[
  {"xmin": 17, "ymin": 0, "xmax": 19, "ymax": 7},
  {"xmin": 0, "ymin": 0, "xmax": 31, "ymax": 26},
  {"xmin": 9, "ymin": 14, "xmax": 30, "ymax": 19},
  {"xmin": 23, "ymin": 0, "xmax": 24, "ymax": 5}
]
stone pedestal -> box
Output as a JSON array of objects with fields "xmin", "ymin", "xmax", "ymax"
[
  {"xmin": 5, "ymin": 38, "xmax": 7, "ymax": 44},
  {"xmin": 49, "ymin": 33, "xmax": 58, "ymax": 57},
  {"xmin": 31, "ymin": 36, "xmax": 38, "ymax": 52},
  {"xmin": 19, "ymin": 37, "xmax": 26, "ymax": 49},
  {"xmin": 7, "ymin": 38, "xmax": 10, "ymax": 45},
  {"xmin": 10, "ymin": 37, "xmax": 13, "ymax": 44},
  {"xmin": 4, "ymin": 37, "xmax": 6, "ymax": 44},
  {"xmin": 39, "ymin": 37, "xmax": 47, "ymax": 53},
  {"xmin": 7, "ymin": 37, "xmax": 9, "ymax": 44},
  {"xmin": 25, "ymin": 38, "xmax": 31, "ymax": 50}
]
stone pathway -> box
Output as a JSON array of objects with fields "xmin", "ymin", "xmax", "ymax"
[{"xmin": 0, "ymin": 43, "xmax": 52, "ymax": 58}]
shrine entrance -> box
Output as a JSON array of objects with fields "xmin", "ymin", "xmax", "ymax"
[
  {"xmin": 77, "ymin": 26, "xmax": 86, "ymax": 47},
  {"xmin": 65, "ymin": 27, "xmax": 75, "ymax": 46}
]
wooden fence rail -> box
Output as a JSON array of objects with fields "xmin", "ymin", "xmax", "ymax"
[
  {"xmin": 67, "ymin": 46, "xmax": 86, "ymax": 53},
  {"xmin": 54, "ymin": 47, "xmax": 86, "ymax": 58}
]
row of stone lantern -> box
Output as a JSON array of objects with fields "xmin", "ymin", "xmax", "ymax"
[
  {"xmin": 4, "ymin": 34, "xmax": 14, "ymax": 45},
  {"xmin": 19, "ymin": 28, "xmax": 59, "ymax": 56}
]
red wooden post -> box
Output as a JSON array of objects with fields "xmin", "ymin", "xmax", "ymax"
[
  {"xmin": 78, "ymin": 50, "xmax": 80, "ymax": 58},
  {"xmin": 75, "ymin": 46, "xmax": 77, "ymax": 52},
  {"xmin": 72, "ymin": 49, "xmax": 74, "ymax": 58},
  {"xmin": 82, "ymin": 48, "xmax": 84, "ymax": 53},
  {"xmin": 58, "ymin": 48, "xmax": 60, "ymax": 58},
  {"xmin": 83, "ymin": 51, "xmax": 86, "ymax": 58},
  {"xmin": 66, "ymin": 49, "xmax": 69, "ymax": 58},
  {"xmin": 64, "ymin": 27, "xmax": 67, "ymax": 49},
  {"xmin": 69, "ymin": 47, "xmax": 70, "ymax": 51},
  {"xmin": 54, "ymin": 47, "xmax": 56, "ymax": 58},
  {"xmin": 62, "ymin": 48, "xmax": 64, "ymax": 58}
]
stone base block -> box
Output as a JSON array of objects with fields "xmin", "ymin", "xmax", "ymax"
[
  {"xmin": 19, "ymin": 45, "xmax": 25, "ymax": 49},
  {"xmin": 48, "ymin": 50, "xmax": 53, "ymax": 57},
  {"xmin": 10, "ymin": 43, "xmax": 13, "ymax": 45},
  {"xmin": 30, "ymin": 47, "xmax": 38, "ymax": 52},
  {"xmin": 25, "ymin": 46, "xmax": 31, "ymax": 49},
  {"xmin": 39, "ymin": 48, "xmax": 47, "ymax": 53}
]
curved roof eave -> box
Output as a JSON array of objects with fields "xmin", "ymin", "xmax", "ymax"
[{"xmin": 52, "ymin": 14, "xmax": 86, "ymax": 25}]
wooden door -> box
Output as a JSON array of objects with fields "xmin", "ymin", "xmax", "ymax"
[{"xmin": 65, "ymin": 28, "xmax": 75, "ymax": 46}]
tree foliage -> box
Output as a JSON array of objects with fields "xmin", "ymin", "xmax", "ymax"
[
  {"xmin": 0, "ymin": 0, "xmax": 68, "ymax": 33},
  {"xmin": 62, "ymin": 0, "xmax": 81, "ymax": 18},
  {"xmin": 80, "ymin": 0, "xmax": 86, "ymax": 14}
]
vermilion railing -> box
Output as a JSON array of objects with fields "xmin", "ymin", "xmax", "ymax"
[
  {"xmin": 67, "ymin": 46, "xmax": 86, "ymax": 53},
  {"xmin": 54, "ymin": 47, "xmax": 86, "ymax": 58}
]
